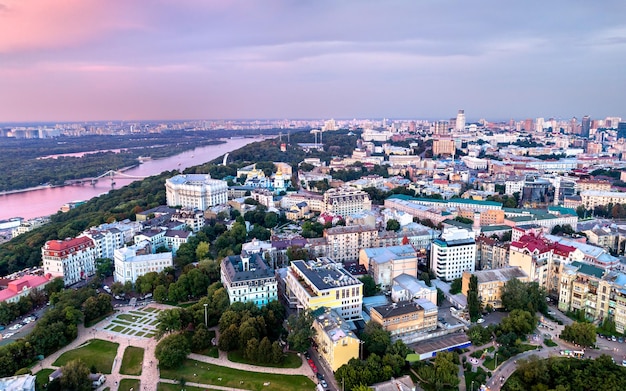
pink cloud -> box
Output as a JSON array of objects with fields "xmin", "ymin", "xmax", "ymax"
[{"xmin": 0, "ymin": 0, "xmax": 144, "ymax": 53}]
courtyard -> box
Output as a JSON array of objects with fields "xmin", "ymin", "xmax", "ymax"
[{"xmin": 102, "ymin": 305, "xmax": 161, "ymax": 339}]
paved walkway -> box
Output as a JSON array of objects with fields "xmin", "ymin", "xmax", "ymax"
[{"xmin": 35, "ymin": 303, "xmax": 314, "ymax": 391}]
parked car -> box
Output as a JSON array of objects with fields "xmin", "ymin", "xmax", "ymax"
[
  {"xmin": 477, "ymin": 318, "xmax": 485, "ymax": 324},
  {"xmin": 316, "ymin": 373, "xmax": 324, "ymax": 381},
  {"xmin": 619, "ymin": 337, "xmax": 624, "ymax": 343},
  {"xmin": 3, "ymin": 333, "xmax": 14, "ymax": 339},
  {"xmin": 612, "ymin": 335, "xmax": 617, "ymax": 342},
  {"xmin": 320, "ymin": 380, "xmax": 328, "ymax": 389}
]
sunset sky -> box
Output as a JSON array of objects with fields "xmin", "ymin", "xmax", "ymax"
[{"xmin": 1, "ymin": 0, "xmax": 625, "ymax": 122}]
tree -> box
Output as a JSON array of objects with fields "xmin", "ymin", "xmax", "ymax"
[
  {"xmin": 45, "ymin": 278, "xmax": 65, "ymax": 296},
  {"xmin": 436, "ymin": 288, "xmax": 445, "ymax": 306},
  {"xmin": 287, "ymin": 310, "xmax": 315, "ymax": 352},
  {"xmin": 60, "ymin": 359, "xmax": 92, "ymax": 391},
  {"xmin": 560, "ymin": 321, "xmax": 596, "ymax": 347},
  {"xmin": 94, "ymin": 258, "xmax": 113, "ymax": 279},
  {"xmin": 500, "ymin": 309, "xmax": 537, "ymax": 336},
  {"xmin": 501, "ymin": 279, "xmax": 547, "ymax": 314},
  {"xmin": 361, "ymin": 322, "xmax": 391, "ymax": 357},
  {"xmin": 450, "ymin": 278, "xmax": 462, "ymax": 294},
  {"xmin": 415, "ymin": 351, "xmax": 460, "ymax": 391},
  {"xmin": 467, "ymin": 275, "xmax": 481, "ymax": 322},
  {"xmin": 359, "ymin": 275, "xmax": 380, "ymax": 297},
  {"xmin": 264, "ymin": 212, "xmax": 278, "ymax": 228},
  {"xmin": 155, "ymin": 333, "xmax": 191, "ymax": 369},
  {"xmin": 154, "ymin": 285, "xmax": 167, "ymax": 303},
  {"xmin": 286, "ymin": 246, "xmax": 309, "ymax": 261},
  {"xmin": 386, "ymin": 219, "xmax": 400, "ymax": 232},
  {"xmin": 155, "ymin": 308, "xmax": 183, "ymax": 339},
  {"xmin": 191, "ymin": 324, "xmax": 212, "ymax": 353},
  {"xmin": 195, "ymin": 241, "xmax": 210, "ymax": 261}
]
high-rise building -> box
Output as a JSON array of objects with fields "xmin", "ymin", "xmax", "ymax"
[
  {"xmin": 617, "ymin": 122, "xmax": 626, "ymax": 140},
  {"xmin": 581, "ymin": 115, "xmax": 591, "ymax": 138},
  {"xmin": 432, "ymin": 120, "xmax": 449, "ymax": 135},
  {"xmin": 165, "ymin": 174, "xmax": 228, "ymax": 210},
  {"xmin": 430, "ymin": 227, "xmax": 476, "ymax": 281},
  {"xmin": 524, "ymin": 119, "xmax": 533, "ymax": 132},
  {"xmin": 455, "ymin": 110, "xmax": 466, "ymax": 131}
]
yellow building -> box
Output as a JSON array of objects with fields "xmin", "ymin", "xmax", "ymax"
[
  {"xmin": 312, "ymin": 308, "xmax": 361, "ymax": 372},
  {"xmin": 461, "ymin": 267, "xmax": 529, "ymax": 309},
  {"xmin": 285, "ymin": 257, "xmax": 363, "ymax": 321},
  {"xmin": 370, "ymin": 299, "xmax": 437, "ymax": 342}
]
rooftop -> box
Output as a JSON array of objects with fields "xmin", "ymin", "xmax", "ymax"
[
  {"xmin": 372, "ymin": 300, "xmax": 427, "ymax": 318},
  {"xmin": 291, "ymin": 258, "xmax": 361, "ymax": 291},
  {"xmin": 223, "ymin": 252, "xmax": 275, "ymax": 282},
  {"xmin": 471, "ymin": 267, "xmax": 528, "ymax": 284},
  {"xmin": 361, "ymin": 245, "xmax": 417, "ymax": 264}
]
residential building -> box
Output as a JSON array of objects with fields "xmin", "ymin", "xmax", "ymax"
[
  {"xmin": 576, "ymin": 179, "xmax": 611, "ymax": 193},
  {"xmin": 171, "ymin": 208, "xmax": 205, "ymax": 232},
  {"xmin": 0, "ymin": 275, "xmax": 50, "ymax": 303},
  {"xmin": 11, "ymin": 217, "xmax": 49, "ymax": 238},
  {"xmin": 461, "ymin": 267, "xmax": 529, "ymax": 309},
  {"xmin": 391, "ymin": 274, "xmax": 437, "ymax": 305},
  {"xmin": 370, "ymin": 375, "xmax": 416, "ymax": 391},
  {"xmin": 221, "ymin": 250, "xmax": 277, "ymax": 307},
  {"xmin": 322, "ymin": 187, "xmax": 372, "ymax": 217},
  {"xmin": 42, "ymin": 237, "xmax": 97, "ymax": 286},
  {"xmin": 114, "ymin": 243, "xmax": 173, "ymax": 284},
  {"xmin": 80, "ymin": 229, "xmax": 120, "ymax": 260},
  {"xmin": 251, "ymin": 188, "xmax": 275, "ymax": 208},
  {"xmin": 285, "ymin": 257, "xmax": 363, "ymax": 320},
  {"xmin": 165, "ymin": 174, "xmax": 228, "ymax": 210},
  {"xmin": 581, "ymin": 190, "xmax": 626, "ymax": 210},
  {"xmin": 433, "ymin": 137, "xmax": 455, "ymax": 156},
  {"xmin": 430, "ymin": 227, "xmax": 476, "ymax": 281},
  {"xmin": 370, "ymin": 299, "xmax": 438, "ymax": 342},
  {"xmin": 134, "ymin": 228, "xmax": 167, "ymax": 251},
  {"xmin": 475, "ymin": 236, "xmax": 510, "ymax": 270},
  {"xmin": 359, "ymin": 245, "xmax": 418, "ymax": 289},
  {"xmin": 312, "ymin": 308, "xmax": 360, "ymax": 372},
  {"xmin": 324, "ymin": 225, "xmax": 378, "ymax": 263},
  {"xmin": 557, "ymin": 261, "xmax": 610, "ymax": 322},
  {"xmin": 164, "ymin": 230, "xmax": 193, "ymax": 255}
]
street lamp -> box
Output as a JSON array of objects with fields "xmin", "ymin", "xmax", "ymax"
[
  {"xmin": 204, "ymin": 303, "xmax": 208, "ymax": 327},
  {"xmin": 471, "ymin": 380, "xmax": 475, "ymax": 391},
  {"xmin": 495, "ymin": 352, "xmax": 498, "ymax": 369}
]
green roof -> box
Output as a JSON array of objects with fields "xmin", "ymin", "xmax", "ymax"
[
  {"xmin": 481, "ymin": 225, "xmax": 512, "ymax": 232},
  {"xmin": 442, "ymin": 219, "xmax": 472, "ymax": 229},
  {"xmin": 503, "ymin": 207, "xmax": 526, "ymax": 214},
  {"xmin": 548, "ymin": 205, "xmax": 577, "ymax": 216},
  {"xmin": 572, "ymin": 261, "xmax": 604, "ymax": 279},
  {"xmin": 387, "ymin": 194, "xmax": 415, "ymax": 201},
  {"xmin": 507, "ymin": 216, "xmax": 534, "ymax": 222}
]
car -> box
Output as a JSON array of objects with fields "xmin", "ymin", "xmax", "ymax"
[
  {"xmin": 477, "ymin": 318, "xmax": 485, "ymax": 324},
  {"xmin": 320, "ymin": 380, "xmax": 328, "ymax": 388},
  {"xmin": 3, "ymin": 333, "xmax": 14, "ymax": 339},
  {"xmin": 612, "ymin": 336, "xmax": 617, "ymax": 342},
  {"xmin": 619, "ymin": 337, "xmax": 624, "ymax": 343},
  {"xmin": 622, "ymin": 359, "xmax": 626, "ymax": 367},
  {"xmin": 316, "ymin": 373, "xmax": 324, "ymax": 381}
]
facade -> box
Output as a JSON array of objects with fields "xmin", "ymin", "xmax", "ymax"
[
  {"xmin": 430, "ymin": 227, "xmax": 476, "ymax": 281},
  {"xmin": 370, "ymin": 299, "xmax": 438, "ymax": 342},
  {"xmin": 42, "ymin": 237, "xmax": 97, "ymax": 286},
  {"xmin": 80, "ymin": 229, "xmax": 122, "ymax": 260},
  {"xmin": 359, "ymin": 245, "xmax": 418, "ymax": 290},
  {"xmin": 433, "ymin": 137, "xmax": 455, "ymax": 156},
  {"xmin": 11, "ymin": 217, "xmax": 49, "ymax": 238},
  {"xmin": 0, "ymin": 275, "xmax": 50, "ymax": 303},
  {"xmin": 461, "ymin": 267, "xmax": 529, "ymax": 309},
  {"xmin": 221, "ymin": 251, "xmax": 277, "ymax": 307},
  {"xmin": 285, "ymin": 258, "xmax": 363, "ymax": 320},
  {"xmin": 114, "ymin": 245, "xmax": 173, "ymax": 284},
  {"xmin": 312, "ymin": 308, "xmax": 360, "ymax": 372},
  {"xmin": 324, "ymin": 225, "xmax": 378, "ymax": 263},
  {"xmin": 164, "ymin": 230, "xmax": 193, "ymax": 255},
  {"xmin": 165, "ymin": 174, "xmax": 228, "ymax": 210},
  {"xmin": 475, "ymin": 236, "xmax": 510, "ymax": 270},
  {"xmin": 322, "ymin": 187, "xmax": 372, "ymax": 217},
  {"xmin": 171, "ymin": 208, "xmax": 206, "ymax": 232},
  {"xmin": 251, "ymin": 188, "xmax": 275, "ymax": 208}
]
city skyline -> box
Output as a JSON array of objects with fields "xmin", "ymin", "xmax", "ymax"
[{"xmin": 1, "ymin": 0, "xmax": 625, "ymax": 122}]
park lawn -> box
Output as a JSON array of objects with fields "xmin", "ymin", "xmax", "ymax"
[
  {"xmin": 544, "ymin": 338, "xmax": 558, "ymax": 347},
  {"xmin": 160, "ymin": 359, "xmax": 315, "ymax": 391},
  {"xmin": 119, "ymin": 378, "xmax": 140, "ymax": 391},
  {"xmin": 157, "ymin": 383, "xmax": 220, "ymax": 391},
  {"xmin": 111, "ymin": 325, "xmax": 125, "ymax": 333},
  {"xmin": 35, "ymin": 368, "xmax": 54, "ymax": 389},
  {"xmin": 53, "ymin": 339, "xmax": 119, "ymax": 374},
  {"xmin": 118, "ymin": 313, "xmax": 142, "ymax": 322},
  {"xmin": 519, "ymin": 343, "xmax": 540, "ymax": 352},
  {"xmin": 483, "ymin": 357, "xmax": 497, "ymax": 370},
  {"xmin": 120, "ymin": 346, "xmax": 145, "ymax": 376},
  {"xmin": 227, "ymin": 350, "xmax": 302, "ymax": 368}
]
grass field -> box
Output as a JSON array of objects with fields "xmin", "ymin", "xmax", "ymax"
[
  {"xmin": 34, "ymin": 368, "xmax": 54, "ymax": 389},
  {"xmin": 157, "ymin": 383, "xmax": 220, "ymax": 391},
  {"xmin": 119, "ymin": 378, "xmax": 140, "ymax": 391},
  {"xmin": 118, "ymin": 314, "xmax": 142, "ymax": 322},
  {"xmin": 53, "ymin": 339, "xmax": 119, "ymax": 374},
  {"xmin": 160, "ymin": 359, "xmax": 315, "ymax": 391},
  {"xmin": 227, "ymin": 350, "xmax": 302, "ymax": 368},
  {"xmin": 120, "ymin": 346, "xmax": 145, "ymax": 376},
  {"xmin": 111, "ymin": 325, "xmax": 125, "ymax": 332}
]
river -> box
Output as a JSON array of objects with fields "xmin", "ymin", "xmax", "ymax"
[{"xmin": 0, "ymin": 138, "xmax": 260, "ymax": 220}]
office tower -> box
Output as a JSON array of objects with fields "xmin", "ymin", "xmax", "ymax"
[
  {"xmin": 524, "ymin": 119, "xmax": 533, "ymax": 132},
  {"xmin": 618, "ymin": 122, "xmax": 626, "ymax": 140},
  {"xmin": 455, "ymin": 110, "xmax": 466, "ymax": 131},
  {"xmin": 581, "ymin": 115, "xmax": 591, "ymax": 138},
  {"xmin": 432, "ymin": 120, "xmax": 449, "ymax": 135},
  {"xmin": 535, "ymin": 118, "xmax": 544, "ymax": 133}
]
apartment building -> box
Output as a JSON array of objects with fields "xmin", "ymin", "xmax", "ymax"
[
  {"xmin": 324, "ymin": 225, "xmax": 378, "ymax": 263},
  {"xmin": 165, "ymin": 174, "xmax": 228, "ymax": 210},
  {"xmin": 475, "ymin": 236, "xmax": 510, "ymax": 270},
  {"xmin": 312, "ymin": 308, "xmax": 360, "ymax": 372},
  {"xmin": 280, "ymin": 192, "xmax": 324, "ymax": 212},
  {"xmin": 285, "ymin": 258, "xmax": 363, "ymax": 320},
  {"xmin": 164, "ymin": 230, "xmax": 193, "ymax": 255},
  {"xmin": 580, "ymin": 190, "xmax": 626, "ymax": 210},
  {"xmin": 461, "ymin": 267, "xmax": 529, "ymax": 309},
  {"xmin": 221, "ymin": 251, "xmax": 277, "ymax": 307},
  {"xmin": 171, "ymin": 208, "xmax": 206, "ymax": 232},
  {"xmin": 370, "ymin": 299, "xmax": 438, "ymax": 343},
  {"xmin": 322, "ymin": 187, "xmax": 372, "ymax": 217},
  {"xmin": 576, "ymin": 179, "xmax": 611, "ymax": 193},
  {"xmin": 391, "ymin": 274, "xmax": 437, "ymax": 305},
  {"xmin": 80, "ymin": 229, "xmax": 121, "ymax": 260},
  {"xmin": 42, "ymin": 237, "xmax": 97, "ymax": 286},
  {"xmin": 0, "ymin": 275, "xmax": 50, "ymax": 303},
  {"xmin": 114, "ymin": 244, "xmax": 173, "ymax": 284},
  {"xmin": 251, "ymin": 188, "xmax": 275, "ymax": 209},
  {"xmin": 430, "ymin": 227, "xmax": 476, "ymax": 281},
  {"xmin": 359, "ymin": 245, "xmax": 418, "ymax": 289},
  {"xmin": 558, "ymin": 261, "xmax": 610, "ymax": 322}
]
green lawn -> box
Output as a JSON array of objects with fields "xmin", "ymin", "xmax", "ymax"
[
  {"xmin": 544, "ymin": 338, "xmax": 558, "ymax": 347},
  {"xmin": 120, "ymin": 346, "xmax": 145, "ymax": 376},
  {"xmin": 160, "ymin": 359, "xmax": 315, "ymax": 391},
  {"xmin": 144, "ymin": 307, "xmax": 157, "ymax": 313},
  {"xmin": 227, "ymin": 350, "xmax": 302, "ymax": 368},
  {"xmin": 111, "ymin": 325, "xmax": 125, "ymax": 332},
  {"xmin": 118, "ymin": 313, "xmax": 142, "ymax": 322},
  {"xmin": 35, "ymin": 368, "xmax": 54, "ymax": 389},
  {"xmin": 157, "ymin": 383, "xmax": 221, "ymax": 391},
  {"xmin": 53, "ymin": 339, "xmax": 119, "ymax": 374},
  {"xmin": 119, "ymin": 378, "xmax": 140, "ymax": 391}
]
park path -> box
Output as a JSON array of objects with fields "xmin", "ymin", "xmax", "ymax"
[{"xmin": 36, "ymin": 302, "xmax": 315, "ymax": 391}]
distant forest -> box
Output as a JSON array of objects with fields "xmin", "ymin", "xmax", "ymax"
[{"xmin": 0, "ymin": 128, "xmax": 284, "ymax": 192}]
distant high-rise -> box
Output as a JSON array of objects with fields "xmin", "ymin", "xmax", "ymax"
[
  {"xmin": 618, "ymin": 122, "xmax": 626, "ymax": 140},
  {"xmin": 432, "ymin": 120, "xmax": 449, "ymax": 135},
  {"xmin": 581, "ymin": 115, "xmax": 591, "ymax": 138},
  {"xmin": 455, "ymin": 110, "xmax": 466, "ymax": 131},
  {"xmin": 535, "ymin": 117, "xmax": 544, "ymax": 133},
  {"xmin": 523, "ymin": 119, "xmax": 533, "ymax": 132}
]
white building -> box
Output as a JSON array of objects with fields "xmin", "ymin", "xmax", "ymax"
[
  {"xmin": 164, "ymin": 230, "xmax": 194, "ymax": 255},
  {"xmin": 430, "ymin": 227, "xmax": 476, "ymax": 281},
  {"xmin": 0, "ymin": 374, "xmax": 35, "ymax": 391},
  {"xmin": 80, "ymin": 229, "xmax": 121, "ymax": 260},
  {"xmin": 391, "ymin": 273, "xmax": 437, "ymax": 305},
  {"xmin": 220, "ymin": 250, "xmax": 277, "ymax": 307},
  {"xmin": 42, "ymin": 237, "xmax": 97, "ymax": 286},
  {"xmin": 114, "ymin": 244, "xmax": 173, "ymax": 284},
  {"xmin": 581, "ymin": 190, "xmax": 626, "ymax": 209},
  {"xmin": 166, "ymin": 174, "xmax": 228, "ymax": 210},
  {"xmin": 323, "ymin": 187, "xmax": 372, "ymax": 217}
]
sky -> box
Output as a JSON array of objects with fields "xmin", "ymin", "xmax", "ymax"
[{"xmin": 0, "ymin": 0, "xmax": 625, "ymax": 122}]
